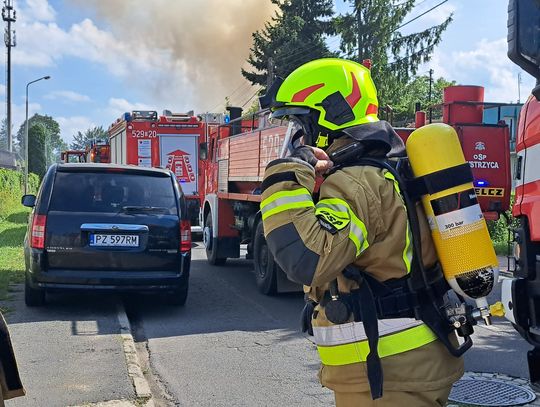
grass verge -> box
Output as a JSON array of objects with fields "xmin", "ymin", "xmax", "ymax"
[{"xmin": 0, "ymin": 206, "xmax": 29, "ymax": 304}]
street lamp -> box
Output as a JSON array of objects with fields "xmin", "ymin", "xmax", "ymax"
[{"xmin": 24, "ymin": 75, "xmax": 50, "ymax": 194}]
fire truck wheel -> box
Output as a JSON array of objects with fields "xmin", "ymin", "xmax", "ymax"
[
  {"xmin": 253, "ymin": 221, "xmax": 278, "ymax": 295},
  {"xmin": 204, "ymin": 214, "xmax": 227, "ymax": 266}
]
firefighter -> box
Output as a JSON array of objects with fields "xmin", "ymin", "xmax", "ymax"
[
  {"xmin": 259, "ymin": 58, "xmax": 464, "ymax": 406},
  {"xmin": 0, "ymin": 313, "xmax": 24, "ymax": 405}
]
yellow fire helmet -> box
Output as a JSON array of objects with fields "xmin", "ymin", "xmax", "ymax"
[{"xmin": 260, "ymin": 58, "xmax": 379, "ymax": 148}]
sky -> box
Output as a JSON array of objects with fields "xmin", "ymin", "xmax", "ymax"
[{"xmin": 0, "ymin": 0, "xmax": 535, "ymax": 146}]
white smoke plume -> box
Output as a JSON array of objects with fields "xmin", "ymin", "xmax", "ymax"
[{"xmin": 69, "ymin": 0, "xmax": 276, "ymax": 112}]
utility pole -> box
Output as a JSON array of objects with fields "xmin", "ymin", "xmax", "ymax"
[
  {"xmin": 428, "ymin": 68, "xmax": 434, "ymax": 123},
  {"xmin": 2, "ymin": 0, "xmax": 16, "ymax": 152},
  {"xmin": 356, "ymin": 0, "xmax": 362, "ymax": 63},
  {"xmin": 267, "ymin": 57, "xmax": 274, "ymax": 88}
]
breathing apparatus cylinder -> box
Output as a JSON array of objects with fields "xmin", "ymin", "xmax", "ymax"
[{"xmin": 405, "ymin": 123, "xmax": 498, "ymax": 322}]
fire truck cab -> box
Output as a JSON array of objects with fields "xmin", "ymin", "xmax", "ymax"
[
  {"xmin": 108, "ymin": 110, "xmax": 206, "ymax": 228},
  {"xmin": 504, "ymin": 0, "xmax": 540, "ymax": 387},
  {"xmin": 61, "ymin": 150, "xmax": 87, "ymax": 163},
  {"xmin": 60, "ymin": 142, "xmax": 110, "ymax": 164}
]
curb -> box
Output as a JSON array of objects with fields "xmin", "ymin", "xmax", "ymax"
[{"xmin": 116, "ymin": 303, "xmax": 155, "ymax": 407}]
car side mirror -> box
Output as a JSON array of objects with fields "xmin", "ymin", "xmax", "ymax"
[
  {"xmin": 508, "ymin": 0, "xmax": 540, "ymax": 80},
  {"xmin": 199, "ymin": 142, "xmax": 208, "ymax": 160},
  {"xmin": 21, "ymin": 194, "xmax": 36, "ymax": 207}
]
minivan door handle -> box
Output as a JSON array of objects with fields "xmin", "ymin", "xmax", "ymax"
[{"xmin": 80, "ymin": 223, "xmax": 149, "ymax": 232}]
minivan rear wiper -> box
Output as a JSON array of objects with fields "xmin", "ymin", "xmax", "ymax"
[{"xmin": 121, "ymin": 206, "xmax": 169, "ymax": 214}]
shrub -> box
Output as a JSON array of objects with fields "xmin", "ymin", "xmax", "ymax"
[{"xmin": 0, "ymin": 169, "xmax": 39, "ymax": 220}]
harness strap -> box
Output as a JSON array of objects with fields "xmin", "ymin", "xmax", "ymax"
[
  {"xmin": 355, "ymin": 271, "xmax": 384, "ymax": 400},
  {"xmin": 405, "ymin": 162, "xmax": 474, "ymax": 201}
]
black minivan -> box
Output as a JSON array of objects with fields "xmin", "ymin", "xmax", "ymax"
[{"xmin": 22, "ymin": 163, "xmax": 191, "ymax": 306}]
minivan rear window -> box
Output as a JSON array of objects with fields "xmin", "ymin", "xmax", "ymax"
[{"xmin": 49, "ymin": 172, "xmax": 177, "ymax": 214}]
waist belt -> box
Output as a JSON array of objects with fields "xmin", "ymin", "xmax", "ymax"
[
  {"xmin": 316, "ymin": 267, "xmax": 450, "ymax": 400},
  {"xmin": 320, "ymin": 271, "xmax": 449, "ymax": 321}
]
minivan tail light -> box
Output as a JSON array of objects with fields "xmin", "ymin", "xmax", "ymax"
[
  {"xmin": 31, "ymin": 214, "xmax": 47, "ymax": 249},
  {"xmin": 180, "ymin": 220, "xmax": 191, "ymax": 253}
]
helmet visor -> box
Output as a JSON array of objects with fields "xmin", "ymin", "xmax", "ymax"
[
  {"xmin": 270, "ymin": 107, "xmax": 311, "ymax": 120},
  {"xmin": 279, "ymin": 117, "xmax": 307, "ymax": 158}
]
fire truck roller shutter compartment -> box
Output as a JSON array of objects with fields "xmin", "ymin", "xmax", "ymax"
[{"xmin": 160, "ymin": 134, "xmax": 199, "ymax": 196}]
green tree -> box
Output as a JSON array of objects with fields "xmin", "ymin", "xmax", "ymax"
[
  {"xmin": 28, "ymin": 123, "xmax": 48, "ymax": 179},
  {"xmin": 389, "ymin": 75, "xmax": 455, "ymax": 126},
  {"xmin": 0, "ymin": 118, "xmax": 8, "ymax": 151},
  {"xmin": 70, "ymin": 126, "xmax": 108, "ymax": 150},
  {"xmin": 335, "ymin": 0, "xmax": 452, "ymax": 111},
  {"xmin": 16, "ymin": 114, "xmax": 66, "ymax": 163},
  {"xmin": 242, "ymin": 0, "xmax": 335, "ymax": 88}
]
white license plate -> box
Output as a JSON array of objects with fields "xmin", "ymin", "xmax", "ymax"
[{"xmin": 89, "ymin": 234, "xmax": 139, "ymax": 247}]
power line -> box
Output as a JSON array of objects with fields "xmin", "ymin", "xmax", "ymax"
[
  {"xmin": 204, "ymin": 80, "xmax": 251, "ymax": 113},
  {"xmin": 271, "ymin": 35, "xmax": 342, "ymax": 70},
  {"xmin": 273, "ymin": 0, "xmax": 447, "ymax": 68},
  {"xmin": 205, "ymin": 0, "xmax": 446, "ymax": 114},
  {"xmin": 241, "ymin": 87, "xmax": 263, "ymax": 108},
  {"xmin": 396, "ymin": 0, "xmax": 449, "ymax": 31}
]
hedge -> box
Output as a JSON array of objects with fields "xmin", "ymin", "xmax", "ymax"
[{"xmin": 0, "ymin": 168, "xmax": 40, "ymax": 221}]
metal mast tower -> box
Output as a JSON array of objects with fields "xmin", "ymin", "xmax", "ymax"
[{"xmin": 2, "ymin": 0, "xmax": 16, "ymax": 152}]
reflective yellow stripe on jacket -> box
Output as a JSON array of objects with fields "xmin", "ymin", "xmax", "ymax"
[
  {"xmin": 260, "ymin": 187, "xmax": 314, "ymax": 220},
  {"xmin": 384, "ymin": 171, "xmax": 413, "ymax": 274},
  {"xmin": 315, "ymin": 198, "xmax": 369, "ymax": 256},
  {"xmin": 315, "ymin": 322, "xmax": 438, "ymax": 365}
]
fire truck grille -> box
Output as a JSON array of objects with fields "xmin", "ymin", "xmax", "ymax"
[{"xmin": 448, "ymin": 376, "xmax": 536, "ymax": 406}]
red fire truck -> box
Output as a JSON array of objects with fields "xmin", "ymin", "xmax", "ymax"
[
  {"xmin": 60, "ymin": 142, "xmax": 110, "ymax": 164},
  {"xmin": 502, "ymin": 0, "xmax": 540, "ymax": 386},
  {"xmin": 202, "ymin": 87, "xmax": 512, "ymax": 295},
  {"xmin": 108, "ymin": 110, "xmax": 206, "ymax": 227}
]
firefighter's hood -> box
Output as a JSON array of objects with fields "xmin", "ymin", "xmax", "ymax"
[{"xmin": 341, "ymin": 120, "xmax": 406, "ymax": 158}]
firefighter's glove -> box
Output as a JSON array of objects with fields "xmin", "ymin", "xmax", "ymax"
[
  {"xmin": 301, "ymin": 299, "xmax": 317, "ymax": 336},
  {"xmin": 290, "ymin": 146, "xmax": 333, "ymax": 176}
]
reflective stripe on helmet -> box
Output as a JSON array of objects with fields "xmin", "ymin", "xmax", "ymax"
[
  {"xmin": 314, "ymin": 323, "xmax": 437, "ymax": 366},
  {"xmin": 384, "ymin": 171, "xmax": 413, "ymax": 274},
  {"xmin": 316, "ymin": 198, "xmax": 368, "ymax": 256},
  {"xmin": 260, "ymin": 187, "xmax": 314, "ymax": 220}
]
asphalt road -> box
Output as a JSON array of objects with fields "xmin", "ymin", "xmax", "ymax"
[
  {"xmin": 465, "ymin": 273, "xmax": 533, "ymax": 379},
  {"xmin": 3, "ymin": 247, "xmax": 535, "ymax": 407},
  {"xmin": 125, "ymin": 244, "xmax": 333, "ymax": 407},
  {"xmin": 127, "ymin": 245, "xmax": 536, "ymax": 407}
]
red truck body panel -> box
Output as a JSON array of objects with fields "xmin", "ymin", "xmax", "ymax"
[
  {"xmin": 109, "ymin": 113, "xmax": 204, "ymax": 200},
  {"xmin": 108, "ymin": 112, "xmax": 206, "ymax": 224},
  {"xmin": 513, "ymin": 95, "xmax": 540, "ymax": 241}
]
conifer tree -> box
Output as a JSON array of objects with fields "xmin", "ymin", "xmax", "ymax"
[
  {"xmin": 335, "ymin": 0, "xmax": 452, "ymax": 110},
  {"xmin": 242, "ymin": 0, "xmax": 335, "ymax": 89},
  {"xmin": 70, "ymin": 126, "xmax": 108, "ymax": 150}
]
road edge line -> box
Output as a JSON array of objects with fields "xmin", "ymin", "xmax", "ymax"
[{"xmin": 116, "ymin": 302, "xmax": 154, "ymax": 406}]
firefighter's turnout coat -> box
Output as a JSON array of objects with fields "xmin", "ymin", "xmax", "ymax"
[
  {"xmin": 0, "ymin": 312, "xmax": 24, "ymax": 402},
  {"xmin": 261, "ymin": 137, "xmax": 464, "ymax": 395}
]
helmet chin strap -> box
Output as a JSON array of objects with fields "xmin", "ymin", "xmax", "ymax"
[{"xmin": 289, "ymin": 111, "xmax": 343, "ymax": 150}]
